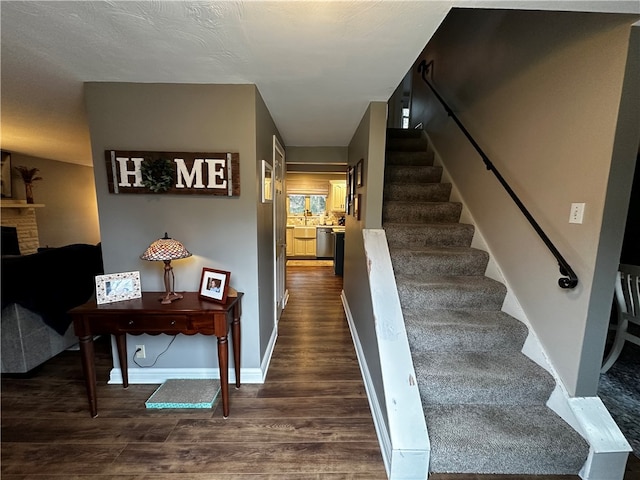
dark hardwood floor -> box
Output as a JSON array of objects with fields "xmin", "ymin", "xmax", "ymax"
[{"xmin": 2, "ymin": 265, "xmax": 639, "ymax": 479}]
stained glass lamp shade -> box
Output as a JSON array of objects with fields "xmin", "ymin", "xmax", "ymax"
[{"xmin": 141, "ymin": 233, "xmax": 192, "ymax": 304}]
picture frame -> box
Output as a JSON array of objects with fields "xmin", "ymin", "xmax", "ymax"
[
  {"xmin": 199, "ymin": 267, "xmax": 230, "ymax": 303},
  {"xmin": 347, "ymin": 165, "xmax": 355, "ymax": 215},
  {"xmin": 261, "ymin": 159, "xmax": 273, "ymax": 203},
  {"xmin": 95, "ymin": 271, "xmax": 142, "ymax": 304},
  {"xmin": 1, "ymin": 150, "xmax": 12, "ymax": 198},
  {"xmin": 356, "ymin": 158, "xmax": 364, "ymax": 188},
  {"xmin": 354, "ymin": 193, "xmax": 361, "ymax": 221}
]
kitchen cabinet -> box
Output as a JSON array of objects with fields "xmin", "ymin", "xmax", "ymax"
[
  {"xmin": 329, "ymin": 180, "xmax": 346, "ymax": 213},
  {"xmin": 292, "ymin": 226, "xmax": 316, "ymax": 257},
  {"xmin": 286, "ymin": 227, "xmax": 294, "ymax": 256},
  {"xmin": 293, "ymin": 238, "xmax": 316, "ymax": 256}
]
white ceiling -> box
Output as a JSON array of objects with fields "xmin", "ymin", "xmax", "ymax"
[
  {"xmin": 2, "ymin": 1, "xmax": 636, "ymax": 167},
  {"xmin": 0, "ymin": 1, "xmax": 452, "ymax": 166}
]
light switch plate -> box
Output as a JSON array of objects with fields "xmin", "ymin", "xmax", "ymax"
[{"xmin": 569, "ymin": 203, "xmax": 585, "ymax": 224}]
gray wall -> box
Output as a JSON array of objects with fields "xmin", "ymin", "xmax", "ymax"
[
  {"xmin": 286, "ymin": 146, "xmax": 347, "ymax": 165},
  {"xmin": 5, "ymin": 152, "xmax": 100, "ymax": 247},
  {"xmin": 255, "ymin": 88, "xmax": 282, "ymax": 359},
  {"xmin": 410, "ymin": 9, "xmax": 639, "ymax": 395},
  {"xmin": 85, "ymin": 83, "xmax": 275, "ymax": 374},
  {"xmin": 343, "ymin": 102, "xmax": 388, "ymax": 423}
]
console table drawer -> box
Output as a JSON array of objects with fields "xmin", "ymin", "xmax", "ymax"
[{"xmin": 86, "ymin": 315, "xmax": 191, "ymax": 333}]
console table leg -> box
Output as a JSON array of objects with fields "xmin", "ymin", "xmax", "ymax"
[
  {"xmin": 217, "ymin": 335, "xmax": 229, "ymax": 418},
  {"xmin": 79, "ymin": 335, "xmax": 98, "ymax": 418},
  {"xmin": 114, "ymin": 334, "xmax": 129, "ymax": 388},
  {"xmin": 232, "ymin": 312, "xmax": 241, "ymax": 388}
]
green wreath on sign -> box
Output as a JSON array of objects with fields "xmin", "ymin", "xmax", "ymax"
[{"xmin": 140, "ymin": 158, "xmax": 175, "ymax": 193}]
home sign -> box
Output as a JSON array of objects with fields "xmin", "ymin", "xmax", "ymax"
[{"xmin": 105, "ymin": 150, "xmax": 240, "ymax": 196}]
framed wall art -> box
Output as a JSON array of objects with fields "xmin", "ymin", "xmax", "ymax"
[
  {"xmin": 95, "ymin": 271, "xmax": 142, "ymax": 304},
  {"xmin": 1, "ymin": 150, "xmax": 12, "ymax": 198},
  {"xmin": 347, "ymin": 165, "xmax": 355, "ymax": 215},
  {"xmin": 261, "ymin": 160, "xmax": 273, "ymax": 203},
  {"xmin": 354, "ymin": 193, "xmax": 362, "ymax": 221},
  {"xmin": 356, "ymin": 158, "xmax": 364, "ymax": 188},
  {"xmin": 199, "ymin": 267, "xmax": 231, "ymax": 303}
]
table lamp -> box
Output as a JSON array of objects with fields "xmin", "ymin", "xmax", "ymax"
[{"xmin": 141, "ymin": 232, "xmax": 192, "ymax": 304}]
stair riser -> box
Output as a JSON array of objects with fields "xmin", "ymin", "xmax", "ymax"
[
  {"xmin": 385, "ymin": 165, "xmax": 442, "ymax": 183},
  {"xmin": 398, "ymin": 283, "xmax": 505, "ymax": 311},
  {"xmin": 386, "ymin": 128, "xmax": 424, "ymax": 139},
  {"xmin": 386, "ymin": 137, "xmax": 429, "ymax": 151},
  {"xmin": 384, "ymin": 183, "xmax": 451, "ymax": 202},
  {"xmin": 383, "ymin": 203, "xmax": 462, "ymax": 224},
  {"xmin": 390, "ymin": 250, "xmax": 488, "ymax": 276},
  {"xmin": 385, "ymin": 150, "xmax": 434, "ymax": 166},
  {"xmin": 384, "ymin": 224, "xmax": 475, "ymax": 248}
]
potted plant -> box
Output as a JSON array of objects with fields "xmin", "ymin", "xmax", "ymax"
[{"xmin": 14, "ymin": 166, "xmax": 42, "ymax": 204}]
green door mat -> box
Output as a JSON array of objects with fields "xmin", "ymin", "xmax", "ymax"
[{"xmin": 145, "ymin": 379, "xmax": 221, "ymax": 409}]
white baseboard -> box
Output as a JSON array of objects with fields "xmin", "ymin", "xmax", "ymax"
[
  {"xmin": 108, "ymin": 324, "xmax": 279, "ymax": 385},
  {"xmin": 259, "ymin": 323, "xmax": 279, "ymax": 382},
  {"xmin": 108, "ymin": 366, "xmax": 266, "ymax": 385},
  {"xmin": 341, "ymin": 291, "xmax": 392, "ymax": 477}
]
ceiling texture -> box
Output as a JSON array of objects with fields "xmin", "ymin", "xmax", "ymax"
[
  {"xmin": 1, "ymin": 1, "xmax": 637, "ymax": 167},
  {"xmin": 0, "ymin": 1, "xmax": 451, "ymax": 166}
]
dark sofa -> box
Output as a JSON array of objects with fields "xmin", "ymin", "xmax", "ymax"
[{"xmin": 1, "ymin": 243, "xmax": 103, "ymax": 373}]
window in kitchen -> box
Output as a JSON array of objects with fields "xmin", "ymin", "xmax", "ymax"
[{"xmin": 288, "ymin": 195, "xmax": 326, "ymax": 215}]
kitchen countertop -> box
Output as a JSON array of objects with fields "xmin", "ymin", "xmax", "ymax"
[{"xmin": 287, "ymin": 224, "xmax": 338, "ymax": 228}]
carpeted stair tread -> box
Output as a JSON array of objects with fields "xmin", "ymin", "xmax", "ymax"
[
  {"xmin": 413, "ymin": 351, "xmax": 555, "ymax": 405},
  {"xmin": 384, "ymin": 223, "xmax": 475, "ymax": 248},
  {"xmin": 424, "ymin": 404, "xmax": 590, "ymax": 474},
  {"xmin": 389, "ymin": 246, "xmax": 489, "ymax": 276},
  {"xmin": 383, "ymin": 201, "xmax": 462, "ymax": 224},
  {"xmin": 386, "ymin": 150, "xmax": 434, "ymax": 166},
  {"xmin": 385, "ymin": 165, "xmax": 443, "ymax": 183},
  {"xmin": 397, "ymin": 274, "xmax": 506, "ymax": 310},
  {"xmin": 384, "ymin": 182, "xmax": 451, "ymax": 202},
  {"xmin": 404, "ymin": 310, "xmax": 528, "ymax": 352}
]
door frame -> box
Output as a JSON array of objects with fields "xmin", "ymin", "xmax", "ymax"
[{"xmin": 273, "ymin": 135, "xmax": 288, "ymax": 325}]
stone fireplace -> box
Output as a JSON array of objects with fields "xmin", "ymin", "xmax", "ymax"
[{"xmin": 0, "ymin": 201, "xmax": 43, "ymax": 255}]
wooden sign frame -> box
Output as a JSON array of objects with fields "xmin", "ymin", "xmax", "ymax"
[{"xmin": 105, "ymin": 150, "xmax": 240, "ymax": 196}]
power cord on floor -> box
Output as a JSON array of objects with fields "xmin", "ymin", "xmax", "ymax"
[{"xmin": 132, "ymin": 335, "xmax": 177, "ymax": 368}]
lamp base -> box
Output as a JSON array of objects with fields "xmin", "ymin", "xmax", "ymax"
[{"xmin": 160, "ymin": 292, "xmax": 184, "ymax": 304}]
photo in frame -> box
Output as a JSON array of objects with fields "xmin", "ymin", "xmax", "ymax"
[
  {"xmin": 199, "ymin": 268, "xmax": 230, "ymax": 303},
  {"xmin": 95, "ymin": 271, "xmax": 142, "ymax": 304},
  {"xmin": 261, "ymin": 159, "xmax": 273, "ymax": 203},
  {"xmin": 356, "ymin": 159, "xmax": 364, "ymax": 188}
]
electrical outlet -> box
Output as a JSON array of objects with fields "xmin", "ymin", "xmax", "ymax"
[
  {"xmin": 135, "ymin": 345, "xmax": 146, "ymax": 359},
  {"xmin": 569, "ymin": 203, "xmax": 585, "ymax": 224}
]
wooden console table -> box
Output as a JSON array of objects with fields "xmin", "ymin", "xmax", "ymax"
[{"xmin": 70, "ymin": 291, "xmax": 243, "ymax": 418}]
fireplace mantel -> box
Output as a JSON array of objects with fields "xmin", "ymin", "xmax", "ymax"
[{"xmin": 1, "ymin": 200, "xmax": 45, "ymax": 212}]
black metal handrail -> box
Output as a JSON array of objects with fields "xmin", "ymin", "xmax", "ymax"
[{"xmin": 418, "ymin": 60, "xmax": 578, "ymax": 289}]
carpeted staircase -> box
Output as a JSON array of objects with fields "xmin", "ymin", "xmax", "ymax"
[{"xmin": 383, "ymin": 128, "xmax": 590, "ymax": 474}]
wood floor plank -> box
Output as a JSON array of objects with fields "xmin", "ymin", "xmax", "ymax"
[{"xmin": 109, "ymin": 442, "xmax": 387, "ymax": 476}]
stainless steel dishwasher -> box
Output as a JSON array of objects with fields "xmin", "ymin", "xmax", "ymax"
[{"xmin": 316, "ymin": 227, "xmax": 334, "ymax": 259}]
